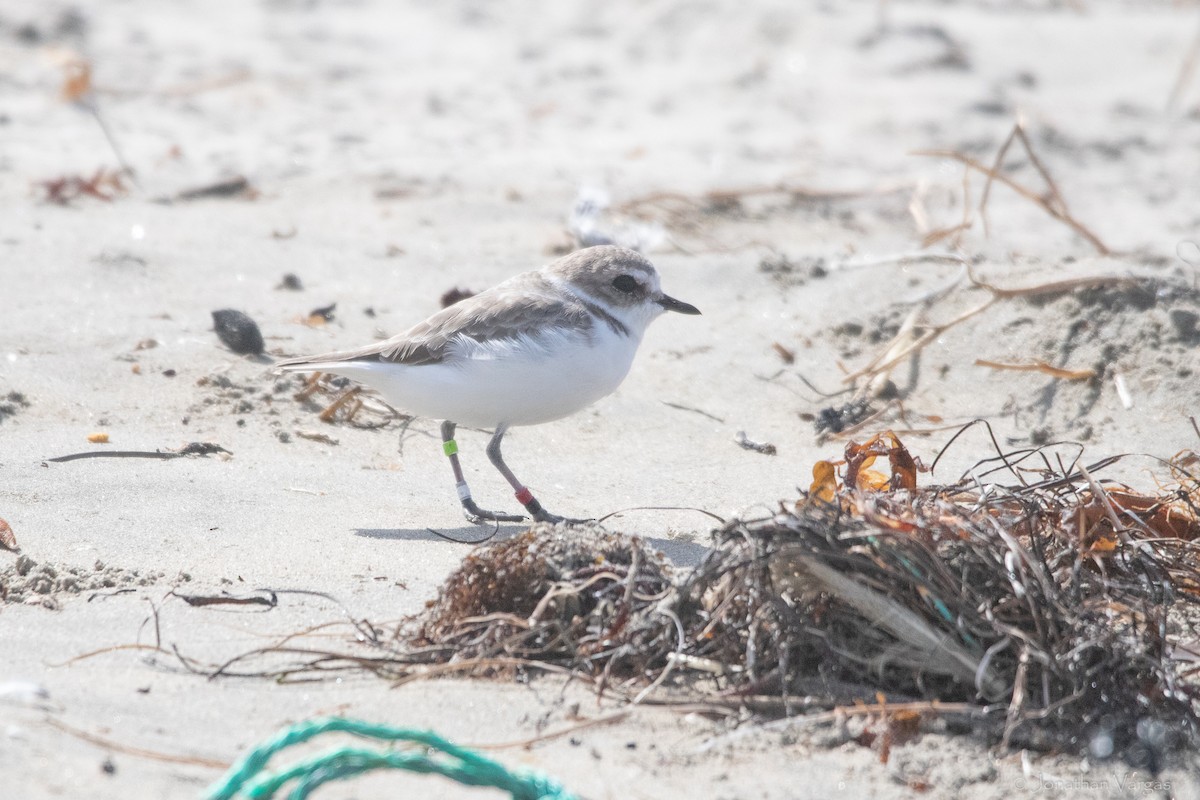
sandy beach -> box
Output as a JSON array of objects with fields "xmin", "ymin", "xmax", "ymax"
[{"xmin": 3, "ymin": 1, "xmax": 1200, "ymax": 797}]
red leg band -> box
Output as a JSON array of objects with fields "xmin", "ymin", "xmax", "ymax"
[{"xmin": 514, "ymin": 487, "xmax": 534, "ymax": 505}]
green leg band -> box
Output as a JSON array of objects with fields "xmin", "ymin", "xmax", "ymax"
[{"xmin": 442, "ymin": 439, "xmax": 459, "ymax": 457}]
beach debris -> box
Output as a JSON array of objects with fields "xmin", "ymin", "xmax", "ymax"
[
  {"xmin": 0, "ymin": 518, "xmax": 17, "ymax": 552},
  {"xmin": 567, "ymin": 185, "xmax": 665, "ymax": 253},
  {"xmin": 211, "ymin": 309, "xmax": 265, "ymax": 355},
  {"xmin": 1114, "ymin": 371, "xmax": 1133, "ymax": 409},
  {"xmin": 840, "ymin": 273, "xmax": 1153, "ymax": 394},
  {"xmin": 830, "ymin": 275, "xmax": 1197, "ymax": 443},
  {"xmin": 841, "ymin": 430, "xmax": 920, "ymax": 490},
  {"xmin": 295, "ymin": 430, "xmax": 339, "ymax": 446},
  {"xmin": 58, "ymin": 52, "xmax": 89, "ymax": 96},
  {"xmin": 677, "ymin": 432, "xmax": 1200, "ymax": 762},
  {"xmin": 317, "ymin": 385, "xmax": 360, "ymax": 423},
  {"xmin": 410, "ymin": 526, "xmax": 676, "ymax": 681},
  {"xmin": 277, "ymin": 273, "xmax": 303, "ymax": 291},
  {"xmin": 35, "ymin": 168, "xmax": 127, "ymax": 205},
  {"xmin": 170, "ymin": 176, "xmax": 254, "ymax": 203},
  {"xmin": 51, "ymin": 50, "xmax": 136, "ymax": 183},
  {"xmin": 440, "ymin": 287, "xmax": 475, "ymax": 308},
  {"xmin": 170, "ymin": 589, "xmax": 277, "ymax": 609},
  {"xmin": 661, "ymin": 401, "xmax": 725, "ymax": 423},
  {"xmin": 47, "ymin": 442, "xmax": 231, "ymax": 463},
  {"xmin": 915, "ymin": 119, "xmax": 1109, "ymax": 254},
  {"xmin": 734, "ymin": 431, "xmax": 777, "ymax": 455},
  {"xmin": 974, "ymin": 359, "xmax": 1096, "ymax": 381},
  {"xmin": 306, "ymin": 303, "xmax": 337, "ymax": 325},
  {"xmin": 771, "ymin": 342, "xmax": 795, "ymax": 364},
  {"xmin": 175, "ymin": 442, "xmax": 231, "ymax": 457},
  {"xmin": 143, "ymin": 428, "xmax": 1200, "ymax": 766},
  {"xmin": 205, "ymin": 718, "xmax": 577, "ymax": 800},
  {"xmin": 606, "ymin": 183, "xmax": 903, "ymax": 253},
  {"xmin": 288, "ymin": 372, "xmax": 406, "ymax": 429},
  {"xmin": 813, "ymin": 398, "xmax": 874, "ymax": 437},
  {"xmin": 87, "ymin": 432, "xmax": 109, "ymax": 444}
]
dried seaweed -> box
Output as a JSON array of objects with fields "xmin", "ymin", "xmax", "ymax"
[
  {"xmin": 144, "ymin": 432, "xmax": 1200, "ymax": 768},
  {"xmin": 678, "ymin": 434, "xmax": 1200, "ymax": 765},
  {"xmin": 35, "ymin": 167, "xmax": 128, "ymax": 205},
  {"xmin": 407, "ymin": 527, "xmax": 678, "ymax": 686}
]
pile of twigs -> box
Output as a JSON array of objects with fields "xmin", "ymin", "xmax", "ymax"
[
  {"xmin": 405, "ymin": 527, "xmax": 679, "ymax": 686},
  {"xmin": 156, "ymin": 428, "xmax": 1200, "ymax": 765},
  {"xmin": 676, "ymin": 433, "xmax": 1200, "ymax": 763}
]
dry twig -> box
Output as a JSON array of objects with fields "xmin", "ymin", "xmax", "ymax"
[{"xmin": 914, "ymin": 120, "xmax": 1110, "ymax": 255}]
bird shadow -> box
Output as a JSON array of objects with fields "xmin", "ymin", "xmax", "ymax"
[{"xmin": 354, "ymin": 524, "xmax": 526, "ymax": 545}]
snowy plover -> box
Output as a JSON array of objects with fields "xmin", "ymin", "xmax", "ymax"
[{"xmin": 276, "ymin": 245, "xmax": 700, "ymax": 524}]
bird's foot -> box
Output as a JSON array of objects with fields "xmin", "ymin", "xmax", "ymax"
[
  {"xmin": 512, "ymin": 487, "xmax": 592, "ymax": 525},
  {"xmin": 530, "ymin": 508, "xmax": 593, "ymax": 526},
  {"xmin": 461, "ymin": 498, "xmax": 525, "ymax": 525}
]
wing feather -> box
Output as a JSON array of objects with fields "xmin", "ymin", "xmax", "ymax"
[{"xmin": 274, "ymin": 272, "xmax": 595, "ymax": 369}]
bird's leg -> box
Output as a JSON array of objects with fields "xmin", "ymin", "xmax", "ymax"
[
  {"xmin": 485, "ymin": 425, "xmax": 588, "ymax": 524},
  {"xmin": 441, "ymin": 421, "xmax": 524, "ymax": 525}
]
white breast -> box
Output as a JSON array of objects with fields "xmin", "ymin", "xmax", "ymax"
[{"xmin": 319, "ymin": 324, "xmax": 642, "ymax": 428}]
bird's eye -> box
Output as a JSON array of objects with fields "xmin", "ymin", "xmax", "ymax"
[{"xmin": 612, "ymin": 275, "xmax": 638, "ymax": 294}]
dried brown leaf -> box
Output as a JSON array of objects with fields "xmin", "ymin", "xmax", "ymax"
[
  {"xmin": 844, "ymin": 432, "xmax": 919, "ymax": 492},
  {"xmin": 809, "ymin": 461, "xmax": 838, "ymax": 504},
  {"xmin": 60, "ymin": 59, "xmax": 92, "ymax": 103},
  {"xmin": 0, "ymin": 518, "xmax": 17, "ymax": 551}
]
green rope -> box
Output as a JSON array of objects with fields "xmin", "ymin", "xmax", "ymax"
[{"xmin": 205, "ymin": 717, "xmax": 578, "ymax": 800}]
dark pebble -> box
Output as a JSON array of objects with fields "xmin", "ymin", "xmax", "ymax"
[
  {"xmin": 309, "ymin": 302, "xmax": 337, "ymax": 322},
  {"xmin": 211, "ymin": 309, "xmax": 265, "ymax": 355},
  {"xmin": 278, "ymin": 273, "xmax": 303, "ymax": 291},
  {"xmin": 441, "ymin": 287, "xmax": 476, "ymax": 308}
]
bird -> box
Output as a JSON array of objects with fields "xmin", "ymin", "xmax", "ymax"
[{"xmin": 275, "ymin": 245, "xmax": 701, "ymax": 524}]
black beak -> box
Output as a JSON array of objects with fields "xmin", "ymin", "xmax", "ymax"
[{"xmin": 656, "ymin": 293, "xmax": 701, "ymax": 315}]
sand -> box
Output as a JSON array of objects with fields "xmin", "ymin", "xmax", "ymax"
[{"xmin": 2, "ymin": 0, "xmax": 1199, "ymax": 797}]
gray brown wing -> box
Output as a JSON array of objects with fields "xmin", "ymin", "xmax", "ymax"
[{"xmin": 275, "ymin": 273, "xmax": 594, "ymax": 368}]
